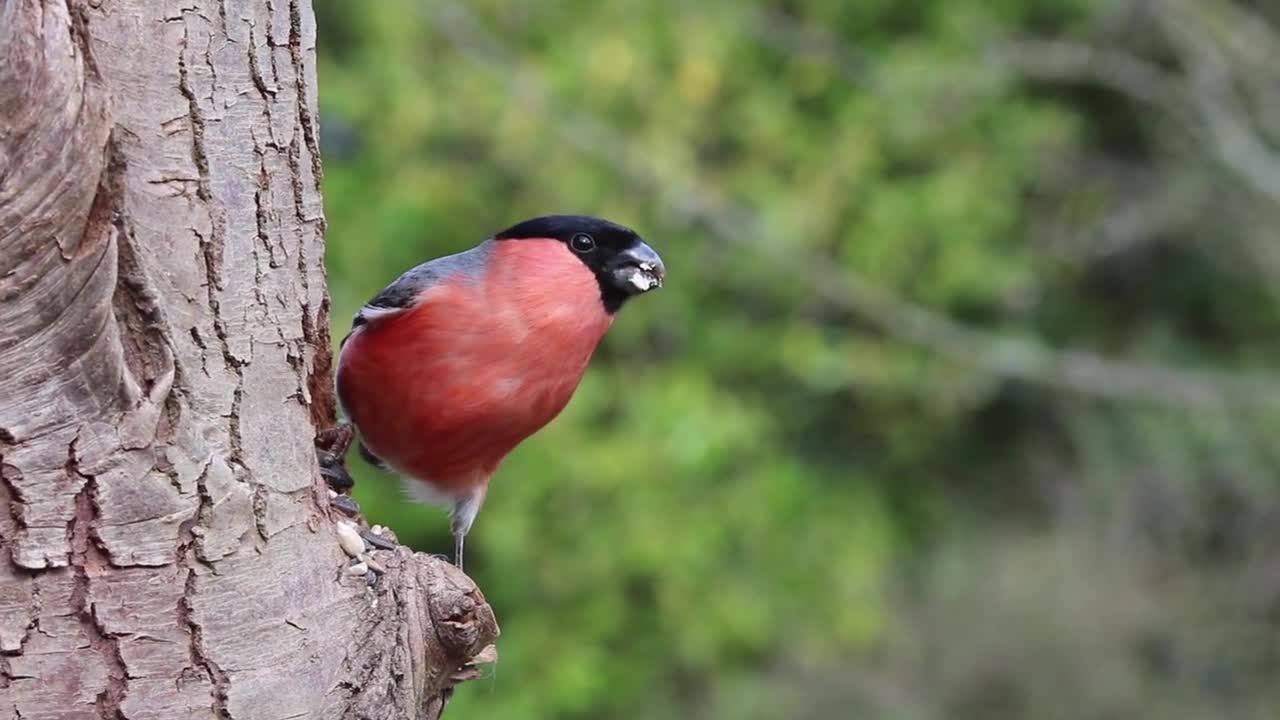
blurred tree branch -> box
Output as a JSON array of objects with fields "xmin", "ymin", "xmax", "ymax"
[
  {"xmin": 424, "ymin": 0, "xmax": 1280, "ymax": 411},
  {"xmin": 996, "ymin": 0, "xmax": 1280, "ymax": 306}
]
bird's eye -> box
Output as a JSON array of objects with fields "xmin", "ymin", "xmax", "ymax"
[{"xmin": 570, "ymin": 233, "xmax": 596, "ymax": 253}]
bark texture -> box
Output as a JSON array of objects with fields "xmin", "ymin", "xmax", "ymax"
[{"xmin": 0, "ymin": 1, "xmax": 498, "ymax": 718}]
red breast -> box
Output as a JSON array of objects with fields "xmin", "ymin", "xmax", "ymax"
[{"xmin": 336, "ymin": 239, "xmax": 613, "ymax": 495}]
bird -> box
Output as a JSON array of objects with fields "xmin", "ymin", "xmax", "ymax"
[{"xmin": 326, "ymin": 215, "xmax": 665, "ymax": 570}]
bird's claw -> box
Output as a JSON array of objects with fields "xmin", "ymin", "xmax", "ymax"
[
  {"xmin": 315, "ymin": 423, "xmax": 355, "ymax": 457},
  {"xmin": 316, "ymin": 423, "xmax": 356, "ymax": 494},
  {"xmin": 318, "ymin": 450, "xmax": 355, "ymax": 492},
  {"xmin": 317, "ymin": 425, "xmax": 360, "ymax": 524}
]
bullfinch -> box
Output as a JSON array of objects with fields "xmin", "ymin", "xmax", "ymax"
[{"xmin": 326, "ymin": 215, "xmax": 665, "ymax": 569}]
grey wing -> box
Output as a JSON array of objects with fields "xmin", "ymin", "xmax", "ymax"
[{"xmin": 347, "ymin": 241, "xmax": 492, "ymax": 333}]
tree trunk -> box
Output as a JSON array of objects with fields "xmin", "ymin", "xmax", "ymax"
[{"xmin": 0, "ymin": 2, "xmax": 498, "ymax": 718}]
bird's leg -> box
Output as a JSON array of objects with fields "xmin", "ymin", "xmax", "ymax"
[
  {"xmin": 315, "ymin": 423, "xmax": 359, "ymax": 513},
  {"xmin": 449, "ymin": 488, "xmax": 486, "ymax": 571},
  {"xmin": 316, "ymin": 422, "xmax": 355, "ymax": 458}
]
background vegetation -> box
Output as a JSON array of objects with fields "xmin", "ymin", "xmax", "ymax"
[{"xmin": 314, "ymin": 1, "xmax": 1280, "ymax": 717}]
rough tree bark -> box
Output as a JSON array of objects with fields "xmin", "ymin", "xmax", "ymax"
[{"xmin": 0, "ymin": 1, "xmax": 498, "ymax": 718}]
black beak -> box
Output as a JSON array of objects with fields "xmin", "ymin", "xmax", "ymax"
[{"xmin": 611, "ymin": 241, "xmax": 666, "ymax": 293}]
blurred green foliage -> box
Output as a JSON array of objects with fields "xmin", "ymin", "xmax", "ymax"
[{"xmin": 315, "ymin": 0, "xmax": 1280, "ymax": 717}]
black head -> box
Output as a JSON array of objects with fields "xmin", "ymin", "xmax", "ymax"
[{"xmin": 494, "ymin": 214, "xmax": 666, "ymax": 313}]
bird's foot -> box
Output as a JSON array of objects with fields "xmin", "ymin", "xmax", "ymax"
[
  {"xmin": 316, "ymin": 422, "xmax": 356, "ymax": 490},
  {"xmin": 316, "ymin": 423, "xmax": 359, "ymax": 520},
  {"xmin": 320, "ymin": 453, "xmax": 361, "ymax": 521},
  {"xmin": 316, "ymin": 422, "xmax": 355, "ymax": 457}
]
